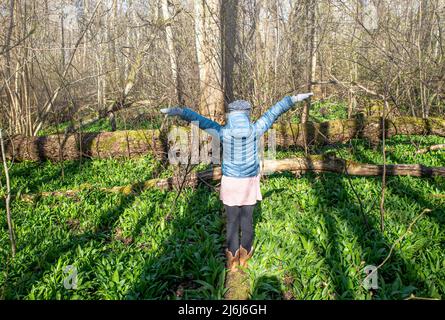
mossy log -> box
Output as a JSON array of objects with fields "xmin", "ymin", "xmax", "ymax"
[
  {"xmin": 4, "ymin": 130, "xmax": 166, "ymax": 162},
  {"xmin": 20, "ymin": 155, "xmax": 445, "ymax": 201},
  {"xmin": 272, "ymin": 115, "xmax": 445, "ymax": 148},
  {"xmin": 5, "ymin": 116, "xmax": 445, "ymax": 162}
]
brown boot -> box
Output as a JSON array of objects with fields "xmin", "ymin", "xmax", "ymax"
[
  {"xmin": 225, "ymin": 248, "xmax": 240, "ymax": 272},
  {"xmin": 239, "ymin": 245, "xmax": 254, "ymax": 268}
]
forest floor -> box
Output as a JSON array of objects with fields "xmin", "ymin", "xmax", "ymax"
[{"xmin": 1, "ymin": 102, "xmax": 444, "ymax": 300}]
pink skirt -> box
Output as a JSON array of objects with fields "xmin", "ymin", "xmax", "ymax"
[{"xmin": 220, "ymin": 175, "xmax": 262, "ymax": 206}]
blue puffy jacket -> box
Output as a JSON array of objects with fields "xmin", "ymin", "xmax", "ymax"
[{"xmin": 179, "ymin": 96, "xmax": 295, "ymax": 177}]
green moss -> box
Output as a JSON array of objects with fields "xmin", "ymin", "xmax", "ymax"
[
  {"xmin": 393, "ymin": 117, "xmax": 426, "ymax": 127},
  {"xmin": 89, "ymin": 130, "xmax": 158, "ymax": 154},
  {"xmin": 225, "ymin": 272, "xmax": 251, "ymax": 300},
  {"xmin": 144, "ymin": 178, "xmax": 161, "ymax": 189},
  {"xmin": 121, "ymin": 185, "xmax": 133, "ymax": 195},
  {"xmin": 94, "ymin": 132, "xmax": 119, "ymax": 152}
]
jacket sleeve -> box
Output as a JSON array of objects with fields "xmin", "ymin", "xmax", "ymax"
[
  {"xmin": 253, "ymin": 96, "xmax": 295, "ymax": 136},
  {"xmin": 180, "ymin": 108, "xmax": 222, "ymax": 138}
]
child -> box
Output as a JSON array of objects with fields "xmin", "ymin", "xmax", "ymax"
[{"xmin": 161, "ymin": 93, "xmax": 313, "ymax": 273}]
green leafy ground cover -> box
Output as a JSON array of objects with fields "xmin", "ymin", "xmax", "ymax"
[{"xmin": 1, "ymin": 103, "xmax": 444, "ymax": 300}]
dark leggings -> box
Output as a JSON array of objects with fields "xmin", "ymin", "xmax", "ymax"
[{"xmin": 225, "ymin": 204, "xmax": 255, "ymax": 256}]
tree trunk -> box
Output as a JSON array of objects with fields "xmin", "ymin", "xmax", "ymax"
[
  {"xmin": 301, "ymin": 0, "xmax": 317, "ymax": 124},
  {"xmin": 416, "ymin": 143, "xmax": 445, "ymax": 154},
  {"xmin": 4, "ymin": 116, "xmax": 445, "ymax": 162},
  {"xmin": 161, "ymin": 0, "xmax": 181, "ymax": 104},
  {"xmin": 193, "ymin": 0, "xmax": 225, "ymax": 121},
  {"xmin": 4, "ymin": 130, "xmax": 165, "ymax": 162},
  {"xmin": 221, "ymin": 0, "xmax": 238, "ymax": 106}
]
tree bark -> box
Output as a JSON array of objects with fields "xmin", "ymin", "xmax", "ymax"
[
  {"xmin": 194, "ymin": 0, "xmax": 225, "ymax": 120},
  {"xmin": 4, "ymin": 116, "xmax": 445, "ymax": 162},
  {"xmin": 4, "ymin": 129, "xmax": 165, "ymax": 162},
  {"xmin": 161, "ymin": 0, "xmax": 181, "ymax": 104},
  {"xmin": 416, "ymin": 143, "xmax": 445, "ymax": 154},
  {"xmin": 302, "ymin": 0, "xmax": 317, "ymax": 124},
  {"xmin": 221, "ymin": 0, "xmax": 238, "ymax": 106}
]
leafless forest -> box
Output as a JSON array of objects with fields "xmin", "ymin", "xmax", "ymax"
[{"xmin": 1, "ymin": 0, "xmax": 444, "ymax": 137}]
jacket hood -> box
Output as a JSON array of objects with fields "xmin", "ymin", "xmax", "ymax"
[{"xmin": 224, "ymin": 111, "xmax": 253, "ymax": 138}]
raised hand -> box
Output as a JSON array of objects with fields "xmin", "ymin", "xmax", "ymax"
[
  {"xmin": 160, "ymin": 107, "xmax": 183, "ymax": 117},
  {"xmin": 291, "ymin": 93, "xmax": 313, "ymax": 104}
]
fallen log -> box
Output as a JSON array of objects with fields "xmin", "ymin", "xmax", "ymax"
[
  {"xmin": 4, "ymin": 116, "xmax": 445, "ymax": 162},
  {"xmin": 4, "ymin": 130, "xmax": 166, "ymax": 162},
  {"xmin": 274, "ymin": 116, "xmax": 445, "ymax": 148},
  {"xmin": 416, "ymin": 144, "xmax": 445, "ymax": 154},
  {"xmin": 19, "ymin": 155, "xmax": 445, "ymax": 201}
]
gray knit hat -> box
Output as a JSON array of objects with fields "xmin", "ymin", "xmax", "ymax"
[{"xmin": 228, "ymin": 100, "xmax": 251, "ymax": 112}]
